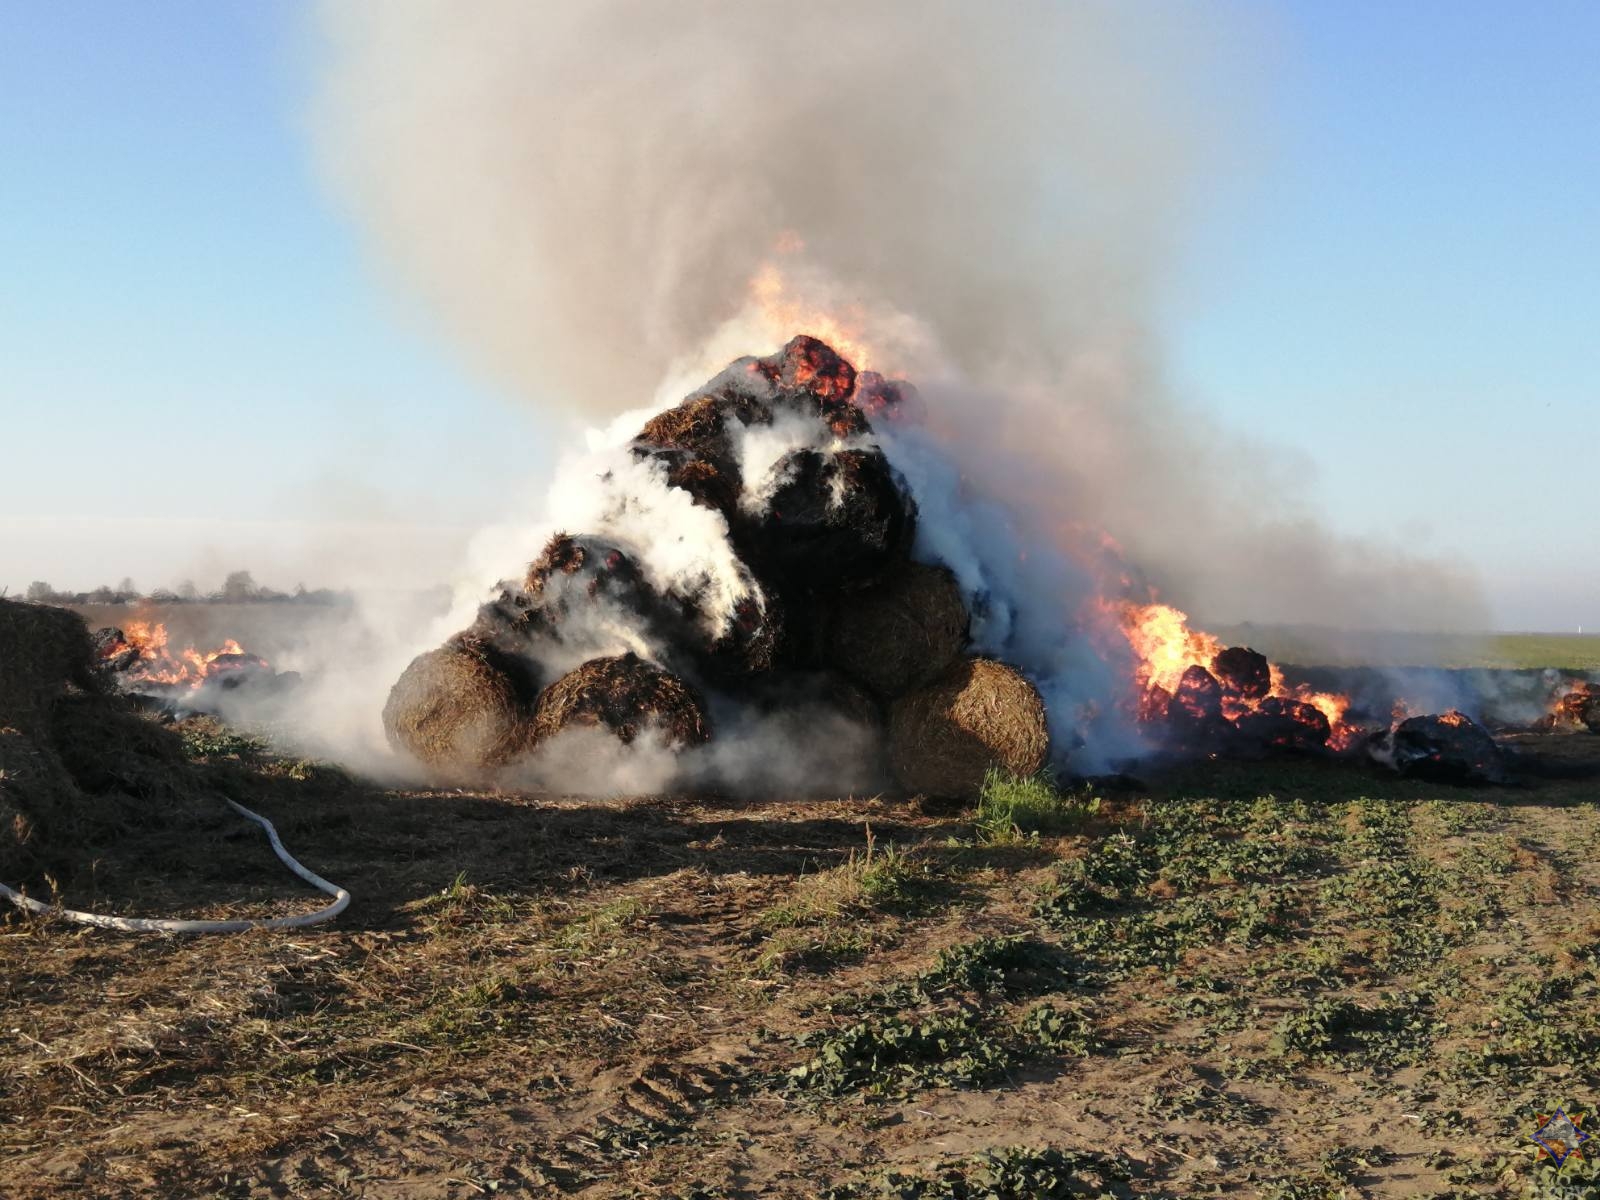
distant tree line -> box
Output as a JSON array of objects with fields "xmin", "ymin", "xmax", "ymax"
[{"xmin": 23, "ymin": 571, "xmax": 349, "ymax": 607}]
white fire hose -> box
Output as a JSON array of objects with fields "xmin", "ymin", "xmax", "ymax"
[{"xmin": 0, "ymin": 799, "xmax": 350, "ymax": 933}]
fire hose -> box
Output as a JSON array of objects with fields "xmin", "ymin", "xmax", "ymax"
[{"xmin": 0, "ymin": 799, "xmax": 350, "ymax": 933}]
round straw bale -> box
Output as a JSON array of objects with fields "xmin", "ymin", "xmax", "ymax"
[
  {"xmin": 825, "ymin": 561, "xmax": 969, "ymax": 697},
  {"xmin": 888, "ymin": 657, "xmax": 1049, "ymax": 798},
  {"xmin": 748, "ymin": 448, "xmax": 915, "ymax": 590},
  {"xmin": 383, "ymin": 637, "xmax": 530, "ymax": 774},
  {"xmin": 531, "ymin": 653, "xmax": 710, "ymax": 750}
]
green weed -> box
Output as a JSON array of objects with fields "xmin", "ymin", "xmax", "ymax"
[
  {"xmin": 974, "ymin": 770, "xmax": 1099, "ymax": 844},
  {"xmin": 823, "ymin": 1146, "xmax": 1130, "ymax": 1199}
]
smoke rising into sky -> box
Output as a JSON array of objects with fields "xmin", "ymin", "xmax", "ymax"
[{"xmin": 314, "ymin": 0, "xmax": 1487, "ymax": 636}]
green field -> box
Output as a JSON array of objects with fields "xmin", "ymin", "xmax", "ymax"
[{"xmin": 1213, "ymin": 626, "xmax": 1600, "ymax": 671}]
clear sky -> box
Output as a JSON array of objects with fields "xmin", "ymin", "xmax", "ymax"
[{"xmin": 2, "ymin": 2, "xmax": 1596, "ymax": 629}]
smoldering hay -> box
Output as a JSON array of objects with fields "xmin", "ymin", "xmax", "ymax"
[{"xmin": 386, "ymin": 335, "xmax": 1047, "ymax": 798}]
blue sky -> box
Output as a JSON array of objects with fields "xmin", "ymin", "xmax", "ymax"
[{"xmin": 2, "ymin": 2, "xmax": 1595, "ymax": 628}]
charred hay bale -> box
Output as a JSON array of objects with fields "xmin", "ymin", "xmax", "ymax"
[
  {"xmin": 1371, "ymin": 710, "xmax": 1507, "ymax": 785},
  {"xmin": 684, "ymin": 591, "xmax": 783, "ymax": 679},
  {"xmin": 1154, "ymin": 665, "xmax": 1233, "ymax": 750},
  {"xmin": 531, "ymin": 653, "xmax": 709, "ymax": 750},
  {"xmin": 520, "ymin": 532, "xmax": 663, "ymax": 646},
  {"xmin": 1232, "ymin": 696, "xmax": 1331, "ymax": 752},
  {"xmin": 824, "ymin": 561, "xmax": 969, "ymax": 697},
  {"xmin": 771, "ymin": 334, "xmax": 868, "ymax": 437},
  {"xmin": 383, "ymin": 637, "xmax": 531, "ymax": 775},
  {"xmin": 93, "ymin": 626, "xmax": 141, "ymax": 674},
  {"xmin": 887, "ymin": 657, "xmax": 1049, "ymax": 798},
  {"xmin": 635, "ymin": 336, "xmax": 874, "ymax": 514},
  {"xmin": 634, "ymin": 361, "xmax": 778, "ymax": 498},
  {"xmin": 776, "ymin": 334, "xmax": 856, "ymax": 403},
  {"xmin": 633, "ymin": 445, "xmax": 742, "ymax": 516},
  {"xmin": 1212, "ymin": 646, "xmax": 1271, "ymax": 700},
  {"xmin": 1554, "ymin": 684, "xmax": 1600, "ymax": 733},
  {"xmin": 855, "ymin": 371, "xmax": 924, "ymax": 424},
  {"xmin": 534, "ymin": 529, "xmax": 782, "ymax": 678},
  {"xmin": 747, "ymin": 448, "xmax": 915, "ymax": 590}
]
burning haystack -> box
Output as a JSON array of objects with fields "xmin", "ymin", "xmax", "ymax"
[
  {"xmin": 385, "ymin": 335, "xmax": 993, "ymax": 793},
  {"xmin": 92, "ymin": 619, "xmax": 296, "ymax": 717},
  {"xmin": 1548, "ymin": 681, "xmax": 1600, "ymax": 734},
  {"xmin": 1368, "ymin": 710, "xmax": 1509, "ymax": 786},
  {"xmin": 382, "ymin": 334, "xmax": 1514, "ymax": 796}
]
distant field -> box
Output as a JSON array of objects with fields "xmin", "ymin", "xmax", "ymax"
[
  {"xmin": 63, "ymin": 604, "xmax": 1600, "ymax": 673},
  {"xmin": 1213, "ymin": 625, "xmax": 1600, "ymax": 671}
]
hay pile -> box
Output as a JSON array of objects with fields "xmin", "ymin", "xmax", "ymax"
[
  {"xmin": 888, "ymin": 658, "xmax": 1049, "ymax": 798},
  {"xmin": 0, "ymin": 599, "xmax": 202, "ymax": 883},
  {"xmin": 385, "ymin": 336, "xmax": 1048, "ymax": 797},
  {"xmin": 531, "ymin": 654, "xmax": 709, "ymax": 749},
  {"xmin": 0, "ymin": 599, "xmax": 100, "ymax": 871}
]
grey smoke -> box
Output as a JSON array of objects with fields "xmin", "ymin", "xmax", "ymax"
[{"xmin": 313, "ymin": 0, "xmax": 1486, "ymax": 638}]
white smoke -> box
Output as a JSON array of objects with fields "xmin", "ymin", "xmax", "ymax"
[{"xmin": 313, "ymin": 0, "xmax": 1484, "ymax": 636}]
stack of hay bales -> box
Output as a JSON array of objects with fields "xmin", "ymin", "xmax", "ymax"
[
  {"xmin": 0, "ymin": 599, "xmax": 199, "ymax": 884},
  {"xmin": 0, "ymin": 599, "xmax": 101, "ymax": 873},
  {"xmin": 383, "ymin": 336, "xmax": 1050, "ymax": 798}
]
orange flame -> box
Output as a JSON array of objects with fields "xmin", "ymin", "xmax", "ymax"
[
  {"xmin": 1117, "ymin": 601, "xmax": 1358, "ymax": 750},
  {"xmin": 745, "ymin": 254, "xmax": 877, "ymax": 374},
  {"xmin": 103, "ymin": 620, "xmax": 265, "ymax": 690}
]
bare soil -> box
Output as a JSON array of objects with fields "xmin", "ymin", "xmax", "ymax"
[{"xmin": 5, "ymin": 724, "xmax": 1600, "ymax": 1198}]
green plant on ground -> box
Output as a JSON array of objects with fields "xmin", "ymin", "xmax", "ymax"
[
  {"xmin": 787, "ymin": 1011, "xmax": 1015, "ymax": 1096},
  {"xmin": 822, "ymin": 1145, "xmax": 1132, "ymax": 1200},
  {"xmin": 1269, "ymin": 990, "xmax": 1444, "ymax": 1072},
  {"xmin": 554, "ymin": 894, "xmax": 649, "ymax": 958},
  {"xmin": 1015, "ymin": 1002, "xmax": 1097, "ymax": 1056},
  {"xmin": 974, "ymin": 770, "xmax": 1099, "ymax": 844},
  {"xmin": 180, "ymin": 724, "xmax": 265, "ymax": 759},
  {"xmin": 922, "ymin": 934, "xmax": 1073, "ymax": 996}
]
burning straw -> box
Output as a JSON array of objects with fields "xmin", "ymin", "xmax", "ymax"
[{"xmin": 381, "ymin": 334, "xmax": 1480, "ymax": 798}]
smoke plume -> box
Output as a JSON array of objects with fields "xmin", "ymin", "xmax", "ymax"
[{"xmin": 313, "ymin": 0, "xmax": 1484, "ymax": 639}]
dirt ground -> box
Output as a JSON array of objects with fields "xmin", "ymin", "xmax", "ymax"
[{"xmin": 4, "ymin": 722, "xmax": 1600, "ymax": 1199}]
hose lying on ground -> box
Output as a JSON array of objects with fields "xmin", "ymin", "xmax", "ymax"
[{"xmin": 0, "ymin": 799, "xmax": 351, "ymax": 933}]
